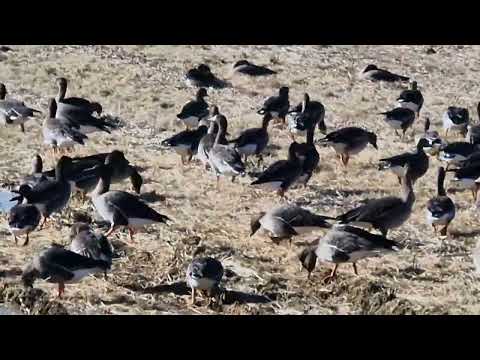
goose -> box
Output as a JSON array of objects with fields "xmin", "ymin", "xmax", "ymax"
[
  {"xmin": 20, "ymin": 154, "xmax": 49, "ymax": 188},
  {"xmin": 42, "ymin": 98, "xmax": 88, "ymax": 153},
  {"xmin": 465, "ymin": 103, "xmax": 480, "ymax": 145},
  {"xmin": 186, "ymin": 257, "xmax": 224, "ymax": 305},
  {"xmin": 91, "ymin": 163, "xmax": 170, "ymax": 241},
  {"xmin": 447, "ymin": 164, "xmax": 480, "ymax": 201},
  {"xmin": 426, "ymin": 167, "xmax": 455, "ymax": 237},
  {"xmin": 197, "ymin": 106, "xmax": 223, "ymax": 170},
  {"xmin": 12, "ymin": 156, "xmax": 72, "ymax": 228},
  {"xmin": 397, "ymin": 81, "xmax": 424, "ymax": 117},
  {"xmin": 208, "ymin": 115, "xmax": 246, "ymax": 187},
  {"xmin": 161, "ymin": 125, "xmax": 208, "ymax": 165},
  {"xmin": 317, "ymin": 127, "xmax": 378, "ymax": 166},
  {"xmin": 56, "ymin": 105, "xmax": 119, "ymax": 135},
  {"xmin": 7, "ymin": 193, "xmax": 41, "ymax": 246},
  {"xmin": 336, "ymin": 172, "xmax": 415, "ymax": 237},
  {"xmin": 55, "ymin": 77, "xmax": 102, "ymax": 115},
  {"xmin": 0, "ymin": 83, "xmax": 41, "ymax": 132},
  {"xmin": 232, "ymin": 60, "xmax": 277, "ymax": 77},
  {"xmin": 257, "ymin": 86, "xmax": 290, "ymax": 124},
  {"xmin": 287, "ymin": 93, "xmax": 327, "ymax": 138},
  {"xmin": 421, "ymin": 117, "xmax": 444, "ymax": 156},
  {"xmin": 379, "ymin": 138, "xmax": 430, "ymax": 185},
  {"xmin": 438, "ymin": 141, "xmax": 479, "ymax": 169},
  {"xmin": 458, "ymin": 151, "xmax": 480, "ymax": 168},
  {"xmin": 443, "ymin": 106, "xmax": 469, "ymax": 136},
  {"xmin": 360, "ymin": 64, "xmax": 409, "ymax": 82},
  {"xmin": 379, "ymin": 107, "xmax": 416, "ymax": 139},
  {"xmin": 21, "ymin": 244, "xmax": 110, "ymax": 298},
  {"xmin": 176, "ymin": 88, "xmax": 209, "ymax": 129},
  {"xmin": 185, "ymin": 64, "xmax": 227, "ymax": 89},
  {"xmin": 229, "ymin": 113, "xmax": 273, "ymax": 164},
  {"xmin": 250, "ymin": 205, "xmax": 333, "ymax": 244},
  {"xmin": 295, "ymin": 116, "xmax": 320, "ymax": 186},
  {"xmin": 250, "ymin": 142, "xmax": 305, "ymax": 198},
  {"xmin": 299, "ymin": 225, "xmax": 401, "ymax": 282}
]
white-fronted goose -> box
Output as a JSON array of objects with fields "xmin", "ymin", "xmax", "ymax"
[
  {"xmin": 250, "ymin": 142, "xmax": 305, "ymax": 198},
  {"xmin": 397, "ymin": 81, "xmax": 424, "ymax": 117},
  {"xmin": 336, "ymin": 172, "xmax": 415, "ymax": 237},
  {"xmin": 161, "ymin": 125, "xmax": 208, "ymax": 165},
  {"xmin": 380, "ymin": 107, "xmax": 416, "ymax": 139},
  {"xmin": 447, "ymin": 164, "xmax": 480, "ymax": 201},
  {"xmin": 250, "ymin": 205, "xmax": 333, "ymax": 244},
  {"xmin": 8, "ymin": 193, "xmax": 41, "ymax": 246},
  {"xmin": 287, "ymin": 93, "xmax": 327, "ymax": 138},
  {"xmin": 55, "ymin": 77, "xmax": 102, "ymax": 115},
  {"xmin": 0, "ymin": 83, "xmax": 41, "ymax": 132},
  {"xmin": 257, "ymin": 86, "xmax": 290, "ymax": 123},
  {"xmin": 91, "ymin": 163, "xmax": 170, "ymax": 241},
  {"xmin": 317, "ymin": 127, "xmax": 378, "ymax": 166},
  {"xmin": 197, "ymin": 106, "xmax": 223, "ymax": 170},
  {"xmin": 426, "ymin": 167, "xmax": 455, "ymax": 237},
  {"xmin": 22, "ymin": 244, "xmax": 110, "ymax": 298},
  {"xmin": 185, "ymin": 64, "xmax": 227, "ymax": 89},
  {"xmin": 42, "ymin": 98, "xmax": 88, "ymax": 153},
  {"xmin": 208, "ymin": 115, "xmax": 246, "ymax": 187},
  {"xmin": 360, "ymin": 64, "xmax": 409, "ymax": 82},
  {"xmin": 299, "ymin": 225, "xmax": 401, "ymax": 282},
  {"xmin": 186, "ymin": 257, "xmax": 224, "ymax": 305},
  {"xmin": 379, "ymin": 138, "xmax": 429, "ymax": 184},
  {"xmin": 443, "ymin": 106, "xmax": 469, "ymax": 136},
  {"xmin": 176, "ymin": 88, "xmax": 209, "ymax": 129},
  {"xmin": 439, "ymin": 142, "xmax": 479, "ymax": 169},
  {"xmin": 232, "ymin": 60, "xmax": 277, "ymax": 77},
  {"xmin": 229, "ymin": 113, "xmax": 273, "ymax": 164}
]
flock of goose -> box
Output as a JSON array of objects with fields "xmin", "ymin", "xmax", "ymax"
[{"xmin": 2, "ymin": 57, "xmax": 480, "ymax": 309}]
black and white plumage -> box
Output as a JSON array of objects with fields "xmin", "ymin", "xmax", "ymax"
[
  {"xmin": 380, "ymin": 107, "xmax": 416, "ymax": 138},
  {"xmin": 287, "ymin": 93, "xmax": 326, "ymax": 137},
  {"xmin": 397, "ymin": 81, "xmax": 424, "ymax": 116},
  {"xmin": 421, "ymin": 118, "xmax": 445, "ymax": 156},
  {"xmin": 360, "ymin": 64, "xmax": 409, "ymax": 82},
  {"xmin": 317, "ymin": 127, "xmax": 378, "ymax": 166},
  {"xmin": 295, "ymin": 114, "xmax": 321, "ymax": 186},
  {"xmin": 439, "ymin": 142, "xmax": 479, "ymax": 168},
  {"xmin": 250, "ymin": 142, "xmax": 305, "ymax": 197},
  {"xmin": 186, "ymin": 257, "xmax": 224, "ymax": 305},
  {"xmin": 0, "ymin": 83, "xmax": 41, "ymax": 133},
  {"xmin": 185, "ymin": 64, "xmax": 227, "ymax": 89},
  {"xmin": 176, "ymin": 88, "xmax": 210, "ymax": 129},
  {"xmin": 379, "ymin": 138, "xmax": 430, "ymax": 185},
  {"xmin": 443, "ymin": 106, "xmax": 469, "ymax": 136},
  {"xmin": 8, "ymin": 194, "xmax": 41, "ymax": 246},
  {"xmin": 426, "ymin": 167, "xmax": 455, "ymax": 237},
  {"xmin": 232, "ymin": 60, "xmax": 276, "ymax": 77},
  {"xmin": 161, "ymin": 125, "xmax": 208, "ymax": 165},
  {"xmin": 447, "ymin": 163, "xmax": 480, "ymax": 201},
  {"xmin": 257, "ymin": 86, "xmax": 290, "ymax": 122},
  {"xmin": 55, "ymin": 77, "xmax": 102, "ymax": 116},
  {"xmin": 299, "ymin": 225, "xmax": 401, "ymax": 282},
  {"xmin": 21, "ymin": 244, "xmax": 110, "ymax": 298},
  {"xmin": 250, "ymin": 205, "xmax": 333, "ymax": 243}
]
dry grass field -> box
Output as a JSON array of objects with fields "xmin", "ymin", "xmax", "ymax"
[{"xmin": 1, "ymin": 45, "xmax": 480, "ymax": 315}]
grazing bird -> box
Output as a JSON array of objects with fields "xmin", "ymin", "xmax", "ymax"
[
  {"xmin": 232, "ymin": 60, "xmax": 276, "ymax": 77},
  {"xmin": 317, "ymin": 127, "xmax": 378, "ymax": 166},
  {"xmin": 208, "ymin": 115, "xmax": 246, "ymax": 187},
  {"xmin": 447, "ymin": 164, "xmax": 480, "ymax": 201},
  {"xmin": 250, "ymin": 142, "xmax": 305, "ymax": 198},
  {"xmin": 197, "ymin": 106, "xmax": 223, "ymax": 170},
  {"xmin": 380, "ymin": 107, "xmax": 416, "ymax": 139},
  {"xmin": 379, "ymin": 138, "xmax": 430, "ymax": 185},
  {"xmin": 397, "ymin": 81, "xmax": 424, "ymax": 117},
  {"xmin": 0, "ymin": 83, "xmax": 41, "ymax": 133},
  {"xmin": 91, "ymin": 163, "xmax": 170, "ymax": 241},
  {"xmin": 185, "ymin": 64, "xmax": 227, "ymax": 89},
  {"xmin": 443, "ymin": 106, "xmax": 469, "ymax": 137},
  {"xmin": 426, "ymin": 167, "xmax": 455, "ymax": 237},
  {"xmin": 257, "ymin": 86, "xmax": 290, "ymax": 124},
  {"xmin": 299, "ymin": 225, "xmax": 401, "ymax": 282},
  {"xmin": 360, "ymin": 64, "xmax": 409, "ymax": 82},
  {"xmin": 8, "ymin": 193, "xmax": 41, "ymax": 246},
  {"xmin": 336, "ymin": 172, "xmax": 415, "ymax": 237},
  {"xmin": 439, "ymin": 142, "xmax": 479, "ymax": 169},
  {"xmin": 186, "ymin": 257, "xmax": 224, "ymax": 305},
  {"xmin": 42, "ymin": 98, "xmax": 88, "ymax": 154},
  {"xmin": 465, "ymin": 103, "xmax": 480, "ymax": 145},
  {"xmin": 12, "ymin": 156, "xmax": 72, "ymax": 228},
  {"xmin": 55, "ymin": 77, "xmax": 102, "ymax": 116},
  {"xmin": 287, "ymin": 93, "xmax": 327, "ymax": 138},
  {"xmin": 176, "ymin": 88, "xmax": 209, "ymax": 129},
  {"xmin": 161, "ymin": 125, "xmax": 208, "ymax": 165},
  {"xmin": 250, "ymin": 205, "xmax": 333, "ymax": 244},
  {"xmin": 229, "ymin": 113, "xmax": 273, "ymax": 164},
  {"xmin": 21, "ymin": 245, "xmax": 110, "ymax": 298}
]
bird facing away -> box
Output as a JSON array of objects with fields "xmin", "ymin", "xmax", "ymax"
[
  {"xmin": 397, "ymin": 81, "xmax": 424, "ymax": 117},
  {"xmin": 176, "ymin": 88, "xmax": 209, "ymax": 130},
  {"xmin": 257, "ymin": 86, "xmax": 290, "ymax": 124}
]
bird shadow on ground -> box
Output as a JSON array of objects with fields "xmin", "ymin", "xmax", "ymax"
[
  {"xmin": 450, "ymin": 229, "xmax": 480, "ymax": 239},
  {"xmin": 0, "ymin": 267, "xmax": 23, "ymax": 279},
  {"xmin": 138, "ymin": 191, "xmax": 166, "ymax": 204}
]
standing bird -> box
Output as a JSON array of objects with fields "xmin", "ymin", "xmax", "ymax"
[
  {"xmin": 55, "ymin": 77, "xmax": 102, "ymax": 115},
  {"xmin": 186, "ymin": 257, "xmax": 224, "ymax": 305},
  {"xmin": 161, "ymin": 125, "xmax": 208, "ymax": 165},
  {"xmin": 426, "ymin": 167, "xmax": 455, "ymax": 237},
  {"xmin": 360, "ymin": 64, "xmax": 409, "ymax": 82},
  {"xmin": 287, "ymin": 93, "xmax": 327, "ymax": 138},
  {"xmin": 397, "ymin": 81, "xmax": 424, "ymax": 118},
  {"xmin": 317, "ymin": 127, "xmax": 378, "ymax": 167},
  {"xmin": 21, "ymin": 245, "xmax": 110, "ymax": 298},
  {"xmin": 447, "ymin": 164, "xmax": 480, "ymax": 201},
  {"xmin": 438, "ymin": 141, "xmax": 479, "ymax": 169},
  {"xmin": 380, "ymin": 107, "xmax": 416, "ymax": 139},
  {"xmin": 0, "ymin": 83, "xmax": 41, "ymax": 133},
  {"xmin": 8, "ymin": 193, "xmax": 41, "ymax": 246},
  {"xmin": 465, "ymin": 103, "xmax": 480, "ymax": 145},
  {"xmin": 421, "ymin": 118, "xmax": 444, "ymax": 156},
  {"xmin": 443, "ymin": 106, "xmax": 469, "ymax": 137},
  {"xmin": 232, "ymin": 60, "xmax": 277, "ymax": 77},
  {"xmin": 185, "ymin": 64, "xmax": 227, "ymax": 89},
  {"xmin": 176, "ymin": 88, "xmax": 209, "ymax": 129},
  {"xmin": 299, "ymin": 225, "xmax": 401, "ymax": 282},
  {"xmin": 257, "ymin": 86, "xmax": 290, "ymax": 125},
  {"xmin": 295, "ymin": 114, "xmax": 321, "ymax": 186},
  {"xmin": 197, "ymin": 106, "xmax": 223, "ymax": 170},
  {"xmin": 20, "ymin": 154, "xmax": 49, "ymax": 188}
]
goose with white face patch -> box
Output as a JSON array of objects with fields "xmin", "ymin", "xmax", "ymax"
[
  {"xmin": 426, "ymin": 167, "xmax": 455, "ymax": 237},
  {"xmin": 186, "ymin": 257, "xmax": 224, "ymax": 305},
  {"xmin": 176, "ymin": 88, "xmax": 209, "ymax": 130},
  {"xmin": 0, "ymin": 83, "xmax": 41, "ymax": 133}
]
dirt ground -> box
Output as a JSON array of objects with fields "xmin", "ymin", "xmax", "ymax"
[{"xmin": 1, "ymin": 45, "xmax": 480, "ymax": 315}]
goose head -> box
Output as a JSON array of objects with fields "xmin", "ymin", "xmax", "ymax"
[{"xmin": 250, "ymin": 212, "xmax": 266, "ymax": 237}]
